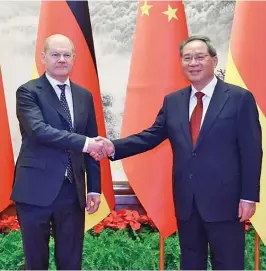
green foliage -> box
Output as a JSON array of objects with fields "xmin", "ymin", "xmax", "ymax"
[
  {"xmin": 81, "ymin": 228, "xmax": 161, "ymax": 270},
  {"xmin": 0, "ymin": 227, "xmax": 265, "ymax": 270},
  {"xmin": 164, "ymin": 233, "xmax": 180, "ymax": 269},
  {"xmin": 0, "ymin": 231, "xmax": 24, "ymax": 270}
]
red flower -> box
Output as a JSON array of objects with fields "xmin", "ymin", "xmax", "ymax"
[
  {"xmin": 0, "ymin": 215, "xmax": 20, "ymax": 233},
  {"xmin": 129, "ymin": 221, "xmax": 141, "ymax": 231},
  {"xmin": 116, "ymin": 223, "xmax": 128, "ymax": 230},
  {"xmin": 94, "ymin": 223, "xmax": 104, "ymax": 234},
  {"xmin": 138, "ymin": 215, "xmax": 149, "ymax": 223}
]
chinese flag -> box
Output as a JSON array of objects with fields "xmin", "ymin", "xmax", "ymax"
[
  {"xmin": 0, "ymin": 66, "xmax": 14, "ymax": 212},
  {"xmin": 121, "ymin": 1, "xmax": 189, "ymax": 237},
  {"xmin": 34, "ymin": 1, "xmax": 115, "ymax": 230},
  {"xmin": 225, "ymin": 1, "xmax": 266, "ymax": 243}
]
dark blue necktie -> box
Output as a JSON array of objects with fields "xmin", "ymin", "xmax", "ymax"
[{"xmin": 58, "ymin": 84, "xmax": 74, "ymax": 183}]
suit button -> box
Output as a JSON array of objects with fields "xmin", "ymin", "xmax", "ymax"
[
  {"xmin": 192, "ymin": 152, "xmax": 196, "ymax": 157},
  {"xmin": 189, "ymin": 174, "xmax": 194, "ymax": 179}
]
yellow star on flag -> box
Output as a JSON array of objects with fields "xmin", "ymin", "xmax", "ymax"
[
  {"xmin": 162, "ymin": 4, "xmax": 178, "ymax": 22},
  {"xmin": 140, "ymin": 1, "xmax": 153, "ymax": 16}
]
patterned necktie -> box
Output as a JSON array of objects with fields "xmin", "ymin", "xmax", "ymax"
[
  {"xmin": 190, "ymin": 91, "xmax": 205, "ymax": 146},
  {"xmin": 58, "ymin": 84, "xmax": 74, "ymax": 182}
]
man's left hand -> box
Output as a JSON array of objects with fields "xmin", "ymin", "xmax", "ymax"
[
  {"xmin": 238, "ymin": 201, "xmax": 256, "ymax": 222},
  {"xmin": 86, "ymin": 194, "xmax": 101, "ymax": 214}
]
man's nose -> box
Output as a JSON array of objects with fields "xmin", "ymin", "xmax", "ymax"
[
  {"xmin": 58, "ymin": 55, "xmax": 66, "ymax": 62},
  {"xmin": 188, "ymin": 58, "xmax": 198, "ymax": 66}
]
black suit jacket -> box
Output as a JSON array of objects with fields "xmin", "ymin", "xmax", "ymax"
[
  {"xmin": 112, "ymin": 78, "xmax": 262, "ymax": 221},
  {"xmin": 11, "ymin": 74, "xmax": 101, "ymax": 208}
]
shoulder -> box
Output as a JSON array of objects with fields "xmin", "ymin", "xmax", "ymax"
[
  {"xmin": 16, "ymin": 77, "xmax": 46, "ymax": 99},
  {"xmin": 223, "ymin": 81, "xmax": 248, "ymax": 95},
  {"xmin": 18, "ymin": 77, "xmax": 41, "ymax": 91},
  {"xmin": 221, "ymin": 80, "xmax": 255, "ymax": 102},
  {"xmin": 165, "ymin": 85, "xmax": 190, "ymax": 100},
  {"xmin": 70, "ymin": 81, "xmax": 93, "ymax": 99}
]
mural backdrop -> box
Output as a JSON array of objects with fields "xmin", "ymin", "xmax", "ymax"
[{"xmin": 0, "ymin": 0, "xmax": 235, "ymax": 182}]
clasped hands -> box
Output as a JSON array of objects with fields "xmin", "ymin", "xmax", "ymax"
[{"xmin": 87, "ymin": 136, "xmax": 114, "ymax": 161}]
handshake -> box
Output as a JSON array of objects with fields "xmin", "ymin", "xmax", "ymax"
[{"xmin": 87, "ymin": 136, "xmax": 114, "ymax": 161}]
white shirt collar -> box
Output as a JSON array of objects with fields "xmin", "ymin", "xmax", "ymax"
[
  {"xmin": 190, "ymin": 76, "xmax": 217, "ymax": 98},
  {"xmin": 45, "ymin": 72, "xmax": 70, "ymax": 89}
]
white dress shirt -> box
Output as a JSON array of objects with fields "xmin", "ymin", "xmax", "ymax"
[
  {"xmin": 45, "ymin": 73, "xmax": 99, "ymax": 195},
  {"xmin": 189, "ymin": 76, "xmax": 217, "ymax": 125},
  {"xmin": 46, "ymin": 73, "xmax": 74, "ymax": 124},
  {"xmin": 189, "ymin": 76, "xmax": 252, "ymax": 203}
]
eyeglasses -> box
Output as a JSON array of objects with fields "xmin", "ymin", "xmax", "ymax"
[
  {"xmin": 49, "ymin": 52, "xmax": 73, "ymax": 60},
  {"xmin": 182, "ymin": 54, "xmax": 210, "ymax": 64}
]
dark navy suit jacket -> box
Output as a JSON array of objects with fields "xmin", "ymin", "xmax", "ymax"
[
  {"xmin": 112, "ymin": 78, "xmax": 262, "ymax": 221},
  {"xmin": 11, "ymin": 74, "xmax": 101, "ymax": 209}
]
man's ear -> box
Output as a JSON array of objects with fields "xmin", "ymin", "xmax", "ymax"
[
  {"xmin": 213, "ymin": 56, "xmax": 218, "ymax": 68},
  {"xmin": 41, "ymin": 52, "xmax": 45, "ymax": 64}
]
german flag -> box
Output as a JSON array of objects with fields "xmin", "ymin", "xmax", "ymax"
[
  {"xmin": 34, "ymin": 1, "xmax": 115, "ymax": 230},
  {"xmin": 121, "ymin": 1, "xmax": 189, "ymax": 237},
  {"xmin": 0, "ymin": 66, "xmax": 15, "ymax": 212},
  {"xmin": 225, "ymin": 1, "xmax": 266, "ymax": 243}
]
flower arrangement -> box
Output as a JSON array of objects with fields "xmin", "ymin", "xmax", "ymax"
[
  {"xmin": 93, "ymin": 209, "xmax": 156, "ymax": 233},
  {"xmin": 0, "ymin": 209, "xmax": 155, "ymax": 234},
  {"xmin": 0, "ymin": 210, "xmax": 251, "ymax": 235}
]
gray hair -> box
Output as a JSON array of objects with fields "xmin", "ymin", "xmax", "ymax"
[{"xmin": 179, "ymin": 35, "xmax": 217, "ymax": 57}]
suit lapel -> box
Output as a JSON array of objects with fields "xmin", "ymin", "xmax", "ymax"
[
  {"xmin": 179, "ymin": 86, "xmax": 193, "ymax": 150},
  {"xmin": 70, "ymin": 81, "xmax": 83, "ymax": 132},
  {"xmin": 195, "ymin": 79, "xmax": 230, "ymax": 149}
]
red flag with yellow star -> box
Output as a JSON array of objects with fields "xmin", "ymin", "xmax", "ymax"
[
  {"xmin": 121, "ymin": 1, "xmax": 189, "ymax": 237},
  {"xmin": 225, "ymin": 1, "xmax": 266, "ymax": 244},
  {"xmin": 0, "ymin": 66, "xmax": 14, "ymax": 212}
]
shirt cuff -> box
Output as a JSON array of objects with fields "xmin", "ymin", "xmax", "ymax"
[
  {"xmin": 88, "ymin": 192, "xmax": 101, "ymax": 195},
  {"xmin": 108, "ymin": 149, "xmax": 115, "ymax": 160},
  {"xmin": 82, "ymin": 137, "xmax": 91, "ymax": 153},
  {"xmin": 240, "ymin": 199, "xmax": 255, "ymax": 203}
]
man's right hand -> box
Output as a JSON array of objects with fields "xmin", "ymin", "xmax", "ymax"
[
  {"xmin": 87, "ymin": 137, "xmax": 105, "ymax": 154},
  {"xmin": 88, "ymin": 136, "xmax": 114, "ymax": 161}
]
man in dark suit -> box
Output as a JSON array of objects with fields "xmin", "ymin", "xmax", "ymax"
[
  {"xmin": 11, "ymin": 34, "xmax": 106, "ymax": 270},
  {"xmin": 92, "ymin": 36, "xmax": 262, "ymax": 269}
]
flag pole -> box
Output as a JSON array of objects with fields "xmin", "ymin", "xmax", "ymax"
[
  {"xmin": 254, "ymin": 231, "xmax": 260, "ymax": 270},
  {"xmin": 159, "ymin": 234, "xmax": 164, "ymax": 270}
]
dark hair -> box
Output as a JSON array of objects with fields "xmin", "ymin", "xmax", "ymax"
[{"xmin": 179, "ymin": 35, "xmax": 217, "ymax": 57}]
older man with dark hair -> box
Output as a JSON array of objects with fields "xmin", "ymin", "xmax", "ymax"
[{"xmin": 93, "ymin": 35, "xmax": 262, "ymax": 270}]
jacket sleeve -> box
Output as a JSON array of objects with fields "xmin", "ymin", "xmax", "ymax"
[
  {"xmin": 237, "ymin": 91, "xmax": 262, "ymax": 202},
  {"xmin": 111, "ymin": 96, "xmax": 168, "ymax": 160}
]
